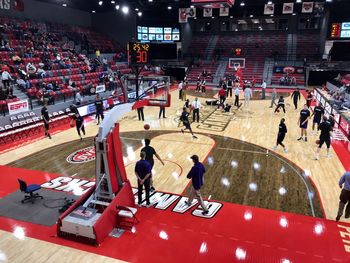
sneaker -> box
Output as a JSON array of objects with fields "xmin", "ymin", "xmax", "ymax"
[
  {"xmin": 272, "ymin": 146, "xmax": 277, "ymax": 150},
  {"xmin": 336, "ymin": 215, "xmax": 341, "ymax": 222},
  {"xmin": 150, "ymin": 186, "xmax": 155, "ymax": 192},
  {"xmin": 80, "ymin": 137, "xmax": 83, "ymax": 141},
  {"xmin": 283, "ymin": 148, "xmax": 288, "ymax": 153},
  {"xmin": 326, "ymin": 154, "xmax": 331, "ymax": 158},
  {"xmin": 146, "ymin": 203, "xmax": 152, "ymax": 208},
  {"xmin": 48, "ymin": 134, "xmax": 52, "ymax": 139},
  {"xmin": 181, "ymin": 129, "xmax": 184, "ymax": 134},
  {"xmin": 305, "ymin": 137, "xmax": 308, "ymax": 142},
  {"xmin": 193, "ymin": 135, "xmax": 198, "ymax": 139},
  {"xmin": 297, "ymin": 137, "xmax": 303, "ymax": 141},
  {"xmin": 185, "ymin": 201, "xmax": 191, "ymax": 206},
  {"xmin": 202, "ymin": 210, "xmax": 209, "ymax": 215},
  {"xmin": 314, "ymin": 155, "xmax": 320, "ymax": 160}
]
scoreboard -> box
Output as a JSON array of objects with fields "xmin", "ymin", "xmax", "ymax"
[
  {"xmin": 128, "ymin": 42, "xmax": 177, "ymax": 66},
  {"xmin": 330, "ymin": 22, "xmax": 350, "ymax": 39}
]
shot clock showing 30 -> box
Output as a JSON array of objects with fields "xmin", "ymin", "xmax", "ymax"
[{"xmin": 128, "ymin": 42, "xmax": 150, "ymax": 66}]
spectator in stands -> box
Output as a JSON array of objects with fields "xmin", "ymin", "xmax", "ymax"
[
  {"xmin": 16, "ymin": 77, "xmax": 26, "ymax": 90},
  {"xmin": 11, "ymin": 54, "xmax": 22, "ymax": 65},
  {"xmin": 26, "ymin": 62, "xmax": 37, "ymax": 78},
  {"xmin": 102, "ymin": 57, "xmax": 108, "ymax": 71},
  {"xmin": 75, "ymin": 90, "xmax": 83, "ymax": 106},
  {"xmin": 37, "ymin": 67, "xmax": 46, "ymax": 78},
  {"xmin": 1, "ymin": 68, "xmax": 13, "ymax": 89}
]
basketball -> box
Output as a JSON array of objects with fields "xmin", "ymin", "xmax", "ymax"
[
  {"xmin": 277, "ymin": 109, "xmax": 280, "ymax": 113},
  {"xmin": 315, "ymin": 139, "xmax": 320, "ymax": 144},
  {"xmin": 144, "ymin": 124, "xmax": 150, "ymax": 130}
]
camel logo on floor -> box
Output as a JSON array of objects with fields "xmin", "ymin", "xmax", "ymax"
[
  {"xmin": 41, "ymin": 176, "xmax": 95, "ymax": 195},
  {"xmin": 133, "ymin": 189, "xmax": 223, "ymax": 219},
  {"xmin": 66, "ymin": 146, "xmax": 96, "ymax": 164}
]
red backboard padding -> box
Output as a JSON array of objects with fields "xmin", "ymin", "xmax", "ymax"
[
  {"xmin": 106, "ymin": 133, "xmax": 119, "ymax": 194},
  {"xmin": 112, "ymin": 123, "xmax": 128, "ymax": 183}
]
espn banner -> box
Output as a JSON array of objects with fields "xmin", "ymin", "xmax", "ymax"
[
  {"xmin": 8, "ymin": 99, "xmax": 29, "ymax": 115},
  {"xmin": 302, "ymin": 2, "xmax": 314, "ymax": 13},
  {"xmin": 264, "ymin": 4, "xmax": 274, "ymax": 15},
  {"xmin": 282, "ymin": 3, "xmax": 294, "ymax": 14}
]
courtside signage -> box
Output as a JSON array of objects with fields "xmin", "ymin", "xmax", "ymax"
[
  {"xmin": 66, "ymin": 146, "xmax": 96, "ymax": 164},
  {"xmin": 8, "ymin": 99, "xmax": 29, "ymax": 115}
]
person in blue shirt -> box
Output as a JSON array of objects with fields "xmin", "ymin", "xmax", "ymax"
[
  {"xmin": 336, "ymin": 172, "xmax": 350, "ymax": 221},
  {"xmin": 185, "ymin": 155, "xmax": 209, "ymax": 215},
  {"xmin": 135, "ymin": 151, "xmax": 152, "ymax": 207}
]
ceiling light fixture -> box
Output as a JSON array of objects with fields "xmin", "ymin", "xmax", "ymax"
[
  {"xmin": 267, "ymin": 1, "xmax": 272, "ymax": 4},
  {"xmin": 92, "ymin": 10, "xmax": 96, "ymax": 13},
  {"xmin": 115, "ymin": 4, "xmax": 120, "ymax": 10},
  {"xmin": 138, "ymin": 11, "xmax": 142, "ymax": 17},
  {"xmin": 296, "ymin": 0, "xmax": 302, "ymax": 3},
  {"xmin": 98, "ymin": 1, "xmax": 103, "ymax": 6},
  {"xmin": 121, "ymin": 6, "xmax": 129, "ymax": 14},
  {"xmin": 135, "ymin": 8, "xmax": 139, "ymax": 11},
  {"xmin": 168, "ymin": 6, "xmax": 172, "ymax": 10},
  {"xmin": 240, "ymin": 2, "xmax": 245, "ymax": 6},
  {"xmin": 111, "ymin": 0, "xmax": 115, "ymax": 3},
  {"xmin": 62, "ymin": 3, "xmax": 67, "ymax": 7}
]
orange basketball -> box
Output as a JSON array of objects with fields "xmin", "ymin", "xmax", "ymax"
[
  {"xmin": 144, "ymin": 124, "xmax": 150, "ymax": 130},
  {"xmin": 315, "ymin": 140, "xmax": 320, "ymax": 144}
]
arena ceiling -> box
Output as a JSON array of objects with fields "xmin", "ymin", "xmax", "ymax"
[{"xmin": 36, "ymin": 0, "xmax": 345, "ymax": 13}]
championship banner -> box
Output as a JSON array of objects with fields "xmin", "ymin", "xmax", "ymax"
[
  {"xmin": 187, "ymin": 7, "xmax": 196, "ymax": 18},
  {"xmin": 219, "ymin": 7, "xmax": 229, "ymax": 16},
  {"xmin": 264, "ymin": 4, "xmax": 274, "ymax": 15},
  {"xmin": 203, "ymin": 7, "xmax": 212, "ymax": 17},
  {"xmin": 302, "ymin": 2, "xmax": 314, "ymax": 13},
  {"xmin": 282, "ymin": 3, "xmax": 294, "ymax": 14},
  {"xmin": 8, "ymin": 99, "xmax": 29, "ymax": 115},
  {"xmin": 179, "ymin": 8, "xmax": 188, "ymax": 23},
  {"xmin": 313, "ymin": 2, "xmax": 324, "ymax": 17}
]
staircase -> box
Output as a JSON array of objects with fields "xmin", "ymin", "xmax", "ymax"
[
  {"xmin": 286, "ymin": 34, "xmax": 297, "ymax": 61},
  {"xmin": 12, "ymin": 85, "xmax": 28, "ymax": 101},
  {"xmin": 204, "ymin": 35, "xmax": 219, "ymax": 61},
  {"xmin": 263, "ymin": 58, "xmax": 275, "ymax": 85},
  {"xmin": 213, "ymin": 60, "xmax": 228, "ymax": 84}
]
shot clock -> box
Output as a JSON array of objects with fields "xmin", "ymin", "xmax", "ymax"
[{"xmin": 128, "ymin": 42, "xmax": 150, "ymax": 66}]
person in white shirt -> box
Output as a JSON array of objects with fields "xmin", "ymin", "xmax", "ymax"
[
  {"xmin": 178, "ymin": 81, "xmax": 183, "ymax": 100},
  {"xmin": 1, "ymin": 70, "xmax": 13, "ymax": 89},
  {"xmin": 191, "ymin": 97, "xmax": 201, "ymax": 122},
  {"xmin": 75, "ymin": 90, "xmax": 83, "ymax": 105},
  {"xmin": 244, "ymin": 86, "xmax": 253, "ymax": 107},
  {"xmin": 261, "ymin": 80, "xmax": 267, "ymax": 99},
  {"xmin": 234, "ymin": 86, "xmax": 240, "ymax": 107}
]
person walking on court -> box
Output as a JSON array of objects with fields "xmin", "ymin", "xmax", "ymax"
[
  {"xmin": 270, "ymin": 87, "xmax": 277, "ymax": 108},
  {"xmin": 141, "ymin": 138, "xmax": 165, "ymax": 192},
  {"xmin": 291, "ymin": 88, "xmax": 301, "ymax": 109},
  {"xmin": 71, "ymin": 112, "xmax": 85, "ymax": 141},
  {"xmin": 159, "ymin": 106, "xmax": 166, "ymax": 119},
  {"xmin": 314, "ymin": 116, "xmax": 332, "ymax": 160},
  {"xmin": 311, "ymin": 102, "xmax": 324, "ymax": 135},
  {"xmin": 192, "ymin": 97, "xmax": 201, "ymax": 123},
  {"xmin": 244, "ymin": 85, "xmax": 253, "ymax": 107},
  {"xmin": 227, "ymin": 78, "xmax": 233, "ymax": 97},
  {"xmin": 234, "ymin": 86, "xmax": 240, "ymax": 107},
  {"xmin": 201, "ymin": 79, "xmax": 206, "ymax": 93},
  {"xmin": 41, "ymin": 101, "xmax": 51, "ymax": 139},
  {"xmin": 185, "ymin": 155, "xmax": 209, "ymax": 215},
  {"xmin": 95, "ymin": 94, "xmax": 104, "ymax": 125},
  {"xmin": 272, "ymin": 118, "xmax": 288, "ymax": 153},
  {"xmin": 297, "ymin": 104, "xmax": 311, "ymax": 142},
  {"xmin": 336, "ymin": 171, "xmax": 350, "ymax": 222},
  {"xmin": 135, "ymin": 151, "xmax": 152, "ymax": 207},
  {"xmin": 178, "ymin": 81, "xmax": 183, "ymax": 100},
  {"xmin": 306, "ymin": 91, "xmax": 313, "ymax": 108},
  {"xmin": 180, "ymin": 107, "xmax": 197, "ymax": 139},
  {"xmin": 274, "ymin": 96, "xmax": 286, "ymax": 113},
  {"xmin": 218, "ymin": 86, "xmax": 226, "ymax": 105},
  {"xmin": 261, "ymin": 80, "xmax": 267, "ymax": 99}
]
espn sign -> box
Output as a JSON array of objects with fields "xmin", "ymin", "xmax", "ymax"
[{"xmin": 8, "ymin": 99, "xmax": 29, "ymax": 115}]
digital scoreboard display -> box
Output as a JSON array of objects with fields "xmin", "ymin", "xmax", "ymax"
[
  {"xmin": 330, "ymin": 22, "xmax": 350, "ymax": 39},
  {"xmin": 137, "ymin": 26, "xmax": 180, "ymax": 42},
  {"xmin": 128, "ymin": 42, "xmax": 178, "ymax": 66}
]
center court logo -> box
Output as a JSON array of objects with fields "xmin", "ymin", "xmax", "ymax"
[{"xmin": 66, "ymin": 146, "xmax": 96, "ymax": 164}]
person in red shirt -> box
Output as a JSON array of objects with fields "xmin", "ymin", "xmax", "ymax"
[{"xmin": 218, "ymin": 87, "xmax": 226, "ymax": 105}]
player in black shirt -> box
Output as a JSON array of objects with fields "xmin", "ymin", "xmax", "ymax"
[
  {"xmin": 306, "ymin": 91, "xmax": 313, "ymax": 108},
  {"xmin": 71, "ymin": 112, "xmax": 85, "ymax": 141},
  {"xmin": 227, "ymin": 79, "xmax": 233, "ymax": 97},
  {"xmin": 327, "ymin": 113, "xmax": 336, "ymax": 131},
  {"xmin": 291, "ymin": 88, "xmax": 301, "ymax": 110},
  {"xmin": 141, "ymin": 138, "xmax": 164, "ymax": 192},
  {"xmin": 315, "ymin": 116, "xmax": 332, "ymax": 160},
  {"xmin": 311, "ymin": 103, "xmax": 324, "ymax": 135},
  {"xmin": 94, "ymin": 94, "xmax": 104, "ymax": 125},
  {"xmin": 274, "ymin": 96, "xmax": 286, "ymax": 113},
  {"xmin": 298, "ymin": 104, "xmax": 311, "ymax": 142},
  {"xmin": 272, "ymin": 118, "xmax": 288, "ymax": 153},
  {"xmin": 41, "ymin": 101, "xmax": 51, "ymax": 139},
  {"xmin": 180, "ymin": 107, "xmax": 197, "ymax": 139}
]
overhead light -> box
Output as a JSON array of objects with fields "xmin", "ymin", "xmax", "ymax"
[
  {"xmin": 267, "ymin": 1, "xmax": 273, "ymax": 4},
  {"xmin": 121, "ymin": 6, "xmax": 129, "ymax": 14},
  {"xmin": 296, "ymin": 0, "xmax": 302, "ymax": 2},
  {"xmin": 292, "ymin": 13, "xmax": 296, "ymax": 16},
  {"xmin": 249, "ymin": 15, "xmax": 253, "ymax": 18},
  {"xmin": 138, "ymin": 11, "xmax": 142, "ymax": 17},
  {"xmin": 148, "ymin": 0, "xmax": 153, "ymax": 2},
  {"xmin": 135, "ymin": 8, "xmax": 139, "ymax": 11},
  {"xmin": 62, "ymin": 3, "xmax": 67, "ymax": 7},
  {"xmin": 167, "ymin": 6, "xmax": 172, "ymax": 10},
  {"xmin": 115, "ymin": 4, "xmax": 120, "ymax": 10},
  {"xmin": 240, "ymin": 2, "xmax": 245, "ymax": 6},
  {"xmin": 326, "ymin": 0, "xmax": 332, "ymax": 2},
  {"xmin": 190, "ymin": 5, "xmax": 194, "ymax": 8},
  {"xmin": 98, "ymin": 1, "xmax": 103, "ymax": 6},
  {"xmin": 230, "ymin": 16, "xmax": 233, "ymax": 18},
  {"xmin": 92, "ymin": 10, "xmax": 96, "ymax": 13},
  {"xmin": 270, "ymin": 14, "xmax": 274, "ymax": 17},
  {"xmin": 111, "ymin": 0, "xmax": 115, "ymax": 3}
]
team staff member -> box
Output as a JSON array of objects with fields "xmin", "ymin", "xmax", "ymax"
[
  {"xmin": 274, "ymin": 96, "xmax": 286, "ymax": 113},
  {"xmin": 306, "ymin": 91, "xmax": 313, "ymax": 108},
  {"xmin": 272, "ymin": 118, "xmax": 288, "ymax": 153},
  {"xmin": 135, "ymin": 151, "xmax": 152, "ymax": 207},
  {"xmin": 141, "ymin": 139, "xmax": 164, "ymax": 192},
  {"xmin": 95, "ymin": 94, "xmax": 104, "ymax": 125},
  {"xmin": 192, "ymin": 97, "xmax": 201, "ymax": 123},
  {"xmin": 71, "ymin": 112, "xmax": 85, "ymax": 141},
  {"xmin": 185, "ymin": 155, "xmax": 209, "ymax": 215},
  {"xmin": 180, "ymin": 107, "xmax": 197, "ymax": 139},
  {"xmin": 218, "ymin": 87, "xmax": 226, "ymax": 105},
  {"xmin": 314, "ymin": 116, "xmax": 332, "ymax": 160},
  {"xmin": 297, "ymin": 104, "xmax": 311, "ymax": 142},
  {"xmin": 311, "ymin": 102, "xmax": 325, "ymax": 135},
  {"xmin": 234, "ymin": 86, "xmax": 240, "ymax": 107},
  {"xmin": 336, "ymin": 171, "xmax": 350, "ymax": 222},
  {"xmin": 291, "ymin": 88, "xmax": 301, "ymax": 110},
  {"xmin": 261, "ymin": 80, "xmax": 267, "ymax": 99},
  {"xmin": 41, "ymin": 101, "xmax": 51, "ymax": 139}
]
